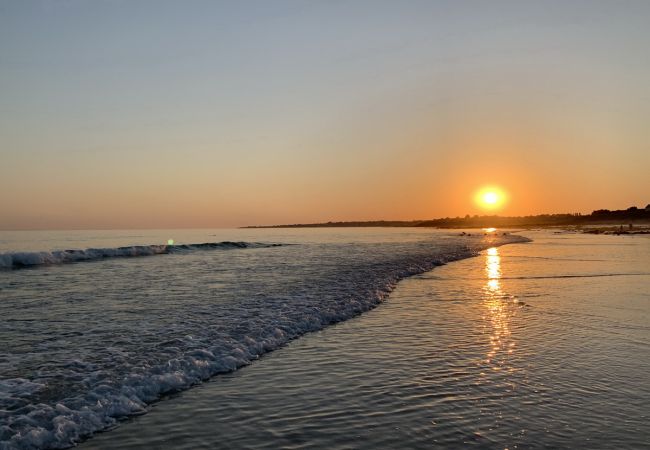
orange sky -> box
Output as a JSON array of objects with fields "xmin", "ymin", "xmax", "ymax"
[{"xmin": 1, "ymin": 2, "xmax": 649, "ymax": 229}]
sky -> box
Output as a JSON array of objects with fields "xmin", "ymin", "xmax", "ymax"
[{"xmin": 1, "ymin": 0, "xmax": 649, "ymax": 229}]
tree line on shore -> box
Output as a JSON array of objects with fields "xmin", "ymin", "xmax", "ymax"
[{"xmin": 245, "ymin": 205, "xmax": 650, "ymax": 228}]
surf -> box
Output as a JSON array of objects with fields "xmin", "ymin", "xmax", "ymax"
[{"xmin": 0, "ymin": 241, "xmax": 283, "ymax": 270}]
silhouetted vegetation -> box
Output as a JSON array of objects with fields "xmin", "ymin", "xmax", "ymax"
[{"xmin": 244, "ymin": 205, "xmax": 650, "ymax": 229}]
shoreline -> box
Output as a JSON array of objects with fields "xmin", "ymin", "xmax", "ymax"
[
  {"xmin": 245, "ymin": 223, "xmax": 650, "ymax": 236},
  {"xmin": 69, "ymin": 235, "xmax": 532, "ymax": 448},
  {"xmin": 79, "ymin": 235, "xmax": 531, "ymax": 449},
  {"xmin": 242, "ymin": 207, "xmax": 650, "ymax": 229},
  {"xmin": 1, "ymin": 231, "xmax": 528, "ymax": 450},
  {"xmin": 81, "ymin": 230, "xmax": 650, "ymax": 449}
]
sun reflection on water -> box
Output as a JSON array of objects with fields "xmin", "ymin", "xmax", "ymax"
[
  {"xmin": 482, "ymin": 247, "xmax": 516, "ymax": 368},
  {"xmin": 486, "ymin": 247, "xmax": 501, "ymax": 292}
]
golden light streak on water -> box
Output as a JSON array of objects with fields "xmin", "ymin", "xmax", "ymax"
[{"xmin": 482, "ymin": 247, "xmax": 515, "ymax": 367}]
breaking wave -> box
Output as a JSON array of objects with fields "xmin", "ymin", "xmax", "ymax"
[
  {"xmin": 0, "ymin": 242, "xmax": 283, "ymax": 270},
  {"xmin": 0, "ymin": 234, "xmax": 530, "ymax": 449}
]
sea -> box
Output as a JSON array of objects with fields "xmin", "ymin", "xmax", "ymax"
[{"xmin": 0, "ymin": 229, "xmax": 648, "ymax": 449}]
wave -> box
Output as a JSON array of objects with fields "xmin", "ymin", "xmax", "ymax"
[
  {"xmin": 498, "ymin": 272, "xmax": 650, "ymax": 280},
  {"xmin": 0, "ymin": 234, "xmax": 531, "ymax": 449},
  {"xmin": 0, "ymin": 241, "xmax": 283, "ymax": 270}
]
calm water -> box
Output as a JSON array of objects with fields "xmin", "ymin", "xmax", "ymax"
[
  {"xmin": 80, "ymin": 231, "xmax": 650, "ymax": 449},
  {"xmin": 0, "ymin": 228, "xmax": 525, "ymax": 449}
]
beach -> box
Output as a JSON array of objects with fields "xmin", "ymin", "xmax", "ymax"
[
  {"xmin": 1, "ymin": 228, "xmax": 523, "ymax": 448},
  {"xmin": 76, "ymin": 230, "xmax": 650, "ymax": 449},
  {"xmin": 3, "ymin": 2, "xmax": 650, "ymax": 449}
]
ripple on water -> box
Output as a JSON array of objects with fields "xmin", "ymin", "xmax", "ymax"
[
  {"xmin": 1, "ymin": 231, "xmax": 531, "ymax": 449},
  {"xmin": 80, "ymin": 231, "xmax": 650, "ymax": 449}
]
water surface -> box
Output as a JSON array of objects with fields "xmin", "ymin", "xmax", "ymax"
[
  {"xmin": 1, "ymin": 228, "xmax": 523, "ymax": 449},
  {"xmin": 82, "ymin": 231, "xmax": 650, "ymax": 449}
]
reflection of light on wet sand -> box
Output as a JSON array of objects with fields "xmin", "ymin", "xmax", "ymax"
[{"xmin": 482, "ymin": 247, "xmax": 515, "ymax": 367}]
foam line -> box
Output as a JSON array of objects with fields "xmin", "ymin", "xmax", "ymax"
[{"xmin": 0, "ymin": 242, "xmax": 283, "ymax": 270}]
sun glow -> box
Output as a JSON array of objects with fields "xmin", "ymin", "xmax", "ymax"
[
  {"xmin": 484, "ymin": 192, "xmax": 498, "ymax": 204},
  {"xmin": 475, "ymin": 187, "xmax": 507, "ymax": 211}
]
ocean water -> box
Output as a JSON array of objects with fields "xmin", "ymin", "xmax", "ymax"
[
  {"xmin": 0, "ymin": 228, "xmax": 526, "ymax": 449},
  {"xmin": 80, "ymin": 230, "xmax": 650, "ymax": 449}
]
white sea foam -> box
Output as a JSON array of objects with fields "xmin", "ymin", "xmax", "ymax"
[
  {"xmin": 0, "ymin": 242, "xmax": 282, "ymax": 270},
  {"xmin": 0, "ymin": 233, "xmax": 530, "ymax": 449}
]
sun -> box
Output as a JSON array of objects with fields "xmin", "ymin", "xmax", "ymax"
[
  {"xmin": 483, "ymin": 192, "xmax": 499, "ymax": 205},
  {"xmin": 475, "ymin": 187, "xmax": 507, "ymax": 210}
]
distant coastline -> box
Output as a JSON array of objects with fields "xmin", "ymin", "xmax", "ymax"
[{"xmin": 244, "ymin": 205, "xmax": 650, "ymax": 229}]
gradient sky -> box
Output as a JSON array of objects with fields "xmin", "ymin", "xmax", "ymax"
[{"xmin": 1, "ymin": 0, "xmax": 649, "ymax": 229}]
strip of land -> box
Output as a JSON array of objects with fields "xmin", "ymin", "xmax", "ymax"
[{"xmin": 244, "ymin": 206, "xmax": 650, "ymax": 230}]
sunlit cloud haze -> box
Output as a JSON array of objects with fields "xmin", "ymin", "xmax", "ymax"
[{"xmin": 1, "ymin": 0, "xmax": 649, "ymax": 229}]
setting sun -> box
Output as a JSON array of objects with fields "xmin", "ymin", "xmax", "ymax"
[
  {"xmin": 475, "ymin": 187, "xmax": 507, "ymax": 210},
  {"xmin": 483, "ymin": 192, "xmax": 499, "ymax": 204},
  {"xmin": 1, "ymin": 3, "xmax": 649, "ymax": 448}
]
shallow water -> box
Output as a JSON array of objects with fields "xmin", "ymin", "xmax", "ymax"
[
  {"xmin": 81, "ymin": 231, "xmax": 650, "ymax": 449},
  {"xmin": 0, "ymin": 228, "xmax": 524, "ymax": 449}
]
